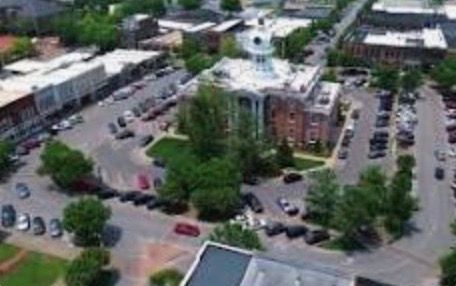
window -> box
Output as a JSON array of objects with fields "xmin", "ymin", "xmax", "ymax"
[{"xmin": 289, "ymin": 112, "xmax": 295, "ymax": 120}]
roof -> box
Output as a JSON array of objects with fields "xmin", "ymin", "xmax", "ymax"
[
  {"xmin": 158, "ymin": 20, "xmax": 195, "ymax": 31},
  {"xmin": 184, "ymin": 243, "xmax": 251, "ymax": 286},
  {"xmin": 185, "ymin": 22, "xmax": 217, "ymax": 33},
  {"xmin": 245, "ymin": 17, "xmax": 312, "ymax": 38},
  {"xmin": 363, "ymin": 28, "xmax": 448, "ymax": 49},
  {"xmin": 89, "ymin": 49, "xmax": 162, "ymax": 76},
  {"xmin": 371, "ymin": 0, "xmax": 456, "ymax": 19},
  {"xmin": 0, "ymin": 35, "xmax": 15, "ymax": 53},
  {"xmin": 181, "ymin": 242, "xmax": 356, "ymax": 286},
  {"xmin": 211, "ymin": 19, "xmax": 244, "ymax": 33},
  {"xmin": 0, "ymin": 89, "xmax": 29, "ymax": 109},
  {"xmin": 0, "ymin": 0, "xmax": 63, "ymax": 18}
]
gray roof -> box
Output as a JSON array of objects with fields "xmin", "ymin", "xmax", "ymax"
[
  {"xmin": 182, "ymin": 242, "xmax": 356, "ymax": 286},
  {"xmin": 240, "ymin": 256, "xmax": 353, "ymax": 286},
  {"xmin": 0, "ymin": 0, "xmax": 63, "ymax": 18},
  {"xmin": 185, "ymin": 244, "xmax": 252, "ymax": 286}
]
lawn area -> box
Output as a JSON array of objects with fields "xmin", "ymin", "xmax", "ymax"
[
  {"xmin": 0, "ymin": 244, "xmax": 18, "ymax": 263},
  {"xmin": 294, "ymin": 157, "xmax": 325, "ymax": 170},
  {"xmin": 0, "ymin": 245, "xmax": 67, "ymax": 286},
  {"xmin": 146, "ymin": 137, "xmax": 190, "ymax": 162}
]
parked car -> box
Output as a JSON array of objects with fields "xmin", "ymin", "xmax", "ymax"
[
  {"xmin": 434, "ymin": 150, "xmax": 446, "ymax": 162},
  {"xmin": 304, "ymin": 229, "xmax": 330, "ymax": 244},
  {"xmin": 68, "ymin": 114, "xmax": 84, "ymax": 125},
  {"xmin": 123, "ymin": 110, "xmax": 135, "ymax": 122},
  {"xmin": 1, "ymin": 204, "xmax": 15, "ymax": 227},
  {"xmin": 153, "ymin": 178, "xmax": 163, "ymax": 189},
  {"xmin": 435, "ymin": 167, "xmax": 445, "ymax": 180},
  {"xmin": 108, "ymin": 123, "xmax": 118, "ymax": 135},
  {"xmin": 146, "ymin": 196, "xmax": 163, "ymax": 210},
  {"xmin": 15, "ymin": 145, "xmax": 29, "ymax": 156},
  {"xmin": 139, "ymin": 134, "xmax": 154, "ymax": 147},
  {"xmin": 242, "ymin": 193, "xmax": 263, "ymax": 213},
  {"xmin": 119, "ymin": 191, "xmax": 140, "ymax": 202},
  {"xmin": 285, "ymin": 225, "xmax": 308, "ymax": 239},
  {"xmin": 15, "ymin": 182, "xmax": 30, "ymax": 199},
  {"xmin": 283, "ymin": 172, "xmax": 303, "ymax": 184},
  {"xmin": 132, "ymin": 107, "xmax": 141, "ymax": 117},
  {"xmin": 174, "ymin": 222, "xmax": 200, "ymax": 237},
  {"xmin": 337, "ymin": 149, "xmax": 348, "ymax": 160},
  {"xmin": 132, "ymin": 193, "xmax": 155, "ymax": 206},
  {"xmin": 22, "ymin": 138, "xmax": 41, "ymax": 150},
  {"xmin": 32, "ymin": 216, "xmax": 46, "ymax": 235},
  {"xmin": 136, "ymin": 174, "xmax": 150, "ymax": 190},
  {"xmin": 368, "ymin": 150, "xmax": 386, "ymax": 159},
  {"xmin": 153, "ymin": 157, "xmax": 166, "ymax": 168},
  {"xmin": 264, "ymin": 221, "xmax": 286, "ymax": 237},
  {"xmin": 276, "ymin": 197, "xmax": 299, "ymax": 216},
  {"xmin": 16, "ymin": 213, "xmax": 30, "ymax": 231},
  {"xmin": 117, "ymin": 116, "xmax": 127, "ymax": 127},
  {"xmin": 97, "ymin": 188, "xmax": 119, "ymax": 200},
  {"xmin": 49, "ymin": 218, "xmax": 63, "ymax": 238},
  {"xmin": 115, "ymin": 129, "xmax": 135, "ymax": 140}
]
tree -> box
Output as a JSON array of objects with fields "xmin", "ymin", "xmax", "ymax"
[
  {"xmin": 451, "ymin": 220, "xmax": 456, "ymax": 237},
  {"xmin": 275, "ymin": 138, "xmax": 295, "ymax": 168},
  {"xmin": 77, "ymin": 12, "xmax": 118, "ymax": 51},
  {"xmin": 10, "ymin": 37, "xmax": 34, "ymax": 59},
  {"xmin": 121, "ymin": 0, "xmax": 166, "ymax": 17},
  {"xmin": 440, "ymin": 250, "xmax": 456, "ymax": 286},
  {"xmin": 371, "ymin": 66, "xmax": 400, "ymax": 92},
  {"xmin": 63, "ymin": 197, "xmax": 111, "ymax": 246},
  {"xmin": 178, "ymin": 0, "xmax": 201, "ymax": 10},
  {"xmin": 185, "ymin": 53, "xmax": 215, "ymax": 74},
  {"xmin": 283, "ymin": 27, "xmax": 315, "ymax": 60},
  {"xmin": 65, "ymin": 248, "xmax": 110, "ymax": 286},
  {"xmin": 358, "ymin": 166, "xmax": 389, "ymax": 216},
  {"xmin": 220, "ymin": 0, "xmax": 241, "ymax": 12},
  {"xmin": 397, "ymin": 154, "xmax": 416, "ymax": 171},
  {"xmin": 192, "ymin": 187, "xmax": 241, "ymax": 220},
  {"xmin": 306, "ymin": 170, "xmax": 341, "ymax": 227},
  {"xmin": 0, "ymin": 140, "xmax": 13, "ymax": 177},
  {"xmin": 209, "ymin": 223, "xmax": 263, "ymax": 250},
  {"xmin": 39, "ymin": 140, "xmax": 93, "ymax": 189},
  {"xmin": 180, "ymin": 85, "xmax": 228, "ymax": 160},
  {"xmin": 180, "ymin": 38, "xmax": 201, "ymax": 60},
  {"xmin": 401, "ymin": 70, "xmax": 423, "ymax": 92},
  {"xmin": 150, "ymin": 269, "xmax": 183, "ymax": 286},
  {"xmin": 321, "ymin": 68, "xmax": 337, "ymax": 82},
  {"xmin": 432, "ymin": 57, "xmax": 456, "ymax": 91},
  {"xmin": 219, "ymin": 35, "xmax": 240, "ymax": 58}
]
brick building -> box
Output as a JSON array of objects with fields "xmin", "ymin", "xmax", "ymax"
[
  {"xmin": 182, "ymin": 24, "xmax": 340, "ymax": 149},
  {"xmin": 121, "ymin": 14, "xmax": 159, "ymax": 49}
]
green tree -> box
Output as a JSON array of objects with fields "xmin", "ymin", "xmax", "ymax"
[
  {"xmin": 209, "ymin": 223, "xmax": 263, "ymax": 250},
  {"xmin": 63, "ymin": 197, "xmax": 111, "ymax": 246},
  {"xmin": 10, "ymin": 37, "xmax": 34, "ymax": 59},
  {"xmin": 283, "ymin": 27, "xmax": 315, "ymax": 60},
  {"xmin": 220, "ymin": 0, "xmax": 241, "ymax": 11},
  {"xmin": 321, "ymin": 68, "xmax": 337, "ymax": 82},
  {"xmin": 358, "ymin": 166, "xmax": 389, "ymax": 216},
  {"xmin": 180, "ymin": 85, "xmax": 228, "ymax": 160},
  {"xmin": 39, "ymin": 140, "xmax": 93, "ymax": 189},
  {"xmin": 77, "ymin": 12, "xmax": 118, "ymax": 51},
  {"xmin": 121, "ymin": 0, "xmax": 166, "ymax": 17},
  {"xmin": 397, "ymin": 154, "xmax": 416, "ymax": 171},
  {"xmin": 180, "ymin": 38, "xmax": 201, "ymax": 60},
  {"xmin": 185, "ymin": 53, "xmax": 215, "ymax": 74},
  {"xmin": 150, "ymin": 269, "xmax": 183, "ymax": 286},
  {"xmin": 371, "ymin": 66, "xmax": 400, "ymax": 92},
  {"xmin": 275, "ymin": 138, "xmax": 295, "ymax": 168},
  {"xmin": 178, "ymin": 0, "xmax": 201, "ymax": 9},
  {"xmin": 401, "ymin": 70, "xmax": 423, "ymax": 92},
  {"xmin": 440, "ymin": 250, "xmax": 456, "ymax": 286},
  {"xmin": 306, "ymin": 169, "xmax": 341, "ymax": 227},
  {"xmin": 219, "ymin": 35, "xmax": 240, "ymax": 58},
  {"xmin": 0, "ymin": 140, "xmax": 13, "ymax": 177},
  {"xmin": 65, "ymin": 248, "xmax": 110, "ymax": 286},
  {"xmin": 192, "ymin": 187, "xmax": 241, "ymax": 220},
  {"xmin": 432, "ymin": 57, "xmax": 456, "ymax": 90}
]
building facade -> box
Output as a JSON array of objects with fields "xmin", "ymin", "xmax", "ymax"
[{"xmin": 121, "ymin": 14, "xmax": 159, "ymax": 49}]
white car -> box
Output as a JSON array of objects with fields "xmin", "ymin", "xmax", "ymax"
[
  {"xmin": 123, "ymin": 110, "xmax": 135, "ymax": 123},
  {"xmin": 16, "ymin": 213, "xmax": 30, "ymax": 231},
  {"xmin": 449, "ymin": 147, "xmax": 456, "ymax": 158}
]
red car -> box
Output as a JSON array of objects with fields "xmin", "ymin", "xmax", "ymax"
[
  {"xmin": 136, "ymin": 174, "xmax": 150, "ymax": 190},
  {"xmin": 174, "ymin": 223, "xmax": 200, "ymax": 237},
  {"xmin": 22, "ymin": 138, "xmax": 41, "ymax": 150}
]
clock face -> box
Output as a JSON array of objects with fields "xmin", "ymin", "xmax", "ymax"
[{"xmin": 254, "ymin": 36, "xmax": 262, "ymax": 45}]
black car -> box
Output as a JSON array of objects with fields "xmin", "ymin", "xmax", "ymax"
[
  {"xmin": 153, "ymin": 178, "xmax": 163, "ymax": 189},
  {"xmin": 49, "ymin": 218, "xmax": 63, "ymax": 238},
  {"xmin": 242, "ymin": 193, "xmax": 263, "ymax": 213},
  {"xmin": 115, "ymin": 129, "xmax": 135, "ymax": 140},
  {"xmin": 132, "ymin": 193, "xmax": 155, "ymax": 206},
  {"xmin": 146, "ymin": 196, "xmax": 163, "ymax": 210},
  {"xmin": 264, "ymin": 221, "xmax": 286, "ymax": 237},
  {"xmin": 369, "ymin": 137, "xmax": 388, "ymax": 145},
  {"xmin": 283, "ymin": 172, "xmax": 303, "ymax": 184},
  {"xmin": 337, "ymin": 149, "xmax": 348, "ymax": 160},
  {"xmin": 117, "ymin": 116, "xmax": 127, "ymax": 127},
  {"xmin": 139, "ymin": 134, "xmax": 154, "ymax": 147},
  {"xmin": 119, "ymin": 191, "xmax": 141, "ymax": 202},
  {"xmin": 32, "ymin": 216, "xmax": 46, "ymax": 235},
  {"xmin": 1, "ymin": 204, "xmax": 15, "ymax": 227},
  {"xmin": 304, "ymin": 229, "xmax": 330, "ymax": 245},
  {"xmin": 373, "ymin": 131, "xmax": 389, "ymax": 138},
  {"xmin": 108, "ymin": 122, "xmax": 118, "ymax": 135},
  {"xmin": 435, "ymin": 167, "xmax": 445, "ymax": 180},
  {"xmin": 368, "ymin": 150, "xmax": 386, "ymax": 159},
  {"xmin": 285, "ymin": 225, "xmax": 308, "ymax": 239},
  {"xmin": 153, "ymin": 157, "xmax": 166, "ymax": 168},
  {"xmin": 375, "ymin": 118, "xmax": 389, "ymax": 128},
  {"xmin": 97, "ymin": 188, "xmax": 119, "ymax": 200}
]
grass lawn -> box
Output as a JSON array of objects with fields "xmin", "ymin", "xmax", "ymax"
[
  {"xmin": 146, "ymin": 137, "xmax": 190, "ymax": 162},
  {"xmin": 0, "ymin": 245, "xmax": 67, "ymax": 286},
  {"xmin": 0, "ymin": 244, "xmax": 19, "ymax": 264},
  {"xmin": 294, "ymin": 157, "xmax": 325, "ymax": 171}
]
